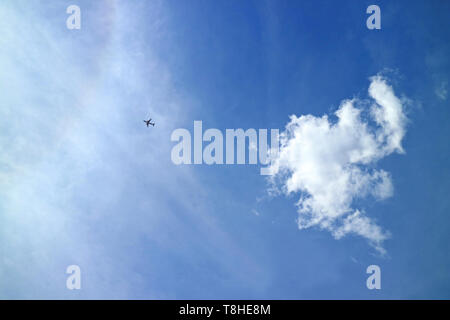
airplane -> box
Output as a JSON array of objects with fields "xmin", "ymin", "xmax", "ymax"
[{"xmin": 143, "ymin": 118, "xmax": 155, "ymax": 127}]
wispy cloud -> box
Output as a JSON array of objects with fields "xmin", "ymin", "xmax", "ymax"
[
  {"xmin": 0, "ymin": 1, "xmax": 266, "ymax": 298},
  {"xmin": 435, "ymin": 80, "xmax": 448, "ymax": 100},
  {"xmin": 0, "ymin": 0, "xmax": 176, "ymax": 298},
  {"xmin": 0, "ymin": 0, "xmax": 188, "ymax": 298},
  {"xmin": 268, "ymin": 76, "xmax": 408, "ymax": 254}
]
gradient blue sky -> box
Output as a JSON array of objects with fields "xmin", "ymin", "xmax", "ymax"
[{"xmin": 0, "ymin": 0, "xmax": 449, "ymax": 299}]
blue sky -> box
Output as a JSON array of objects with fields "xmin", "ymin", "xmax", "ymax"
[{"xmin": 0, "ymin": 0, "xmax": 449, "ymax": 299}]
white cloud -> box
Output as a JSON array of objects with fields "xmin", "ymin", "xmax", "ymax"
[
  {"xmin": 435, "ymin": 81, "xmax": 448, "ymax": 100},
  {"xmin": 268, "ymin": 76, "xmax": 407, "ymax": 254}
]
